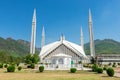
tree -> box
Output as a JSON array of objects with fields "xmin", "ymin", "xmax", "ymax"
[
  {"xmin": 24, "ymin": 54, "xmax": 32, "ymax": 64},
  {"xmin": 24, "ymin": 54, "xmax": 39, "ymax": 64},
  {"xmin": 31, "ymin": 54, "xmax": 40, "ymax": 64},
  {"xmin": 90, "ymin": 57, "xmax": 95, "ymax": 64}
]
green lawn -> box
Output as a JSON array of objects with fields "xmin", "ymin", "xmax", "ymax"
[{"xmin": 0, "ymin": 69, "xmax": 119, "ymax": 80}]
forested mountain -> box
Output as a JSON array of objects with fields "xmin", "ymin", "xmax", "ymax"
[
  {"xmin": 85, "ymin": 39, "xmax": 120, "ymax": 55},
  {"xmin": 0, "ymin": 37, "xmax": 39, "ymax": 58},
  {"xmin": 0, "ymin": 37, "xmax": 120, "ymax": 58}
]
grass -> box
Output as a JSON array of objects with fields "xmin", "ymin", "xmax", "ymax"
[{"xmin": 0, "ymin": 68, "xmax": 119, "ymax": 80}]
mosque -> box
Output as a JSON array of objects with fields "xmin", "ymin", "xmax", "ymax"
[{"xmin": 30, "ymin": 9, "xmax": 95, "ymax": 69}]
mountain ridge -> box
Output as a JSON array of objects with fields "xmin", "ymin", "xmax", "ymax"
[
  {"xmin": 85, "ymin": 39, "xmax": 120, "ymax": 55},
  {"xmin": 0, "ymin": 37, "xmax": 120, "ymax": 57}
]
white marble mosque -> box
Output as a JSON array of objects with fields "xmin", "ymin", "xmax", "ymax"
[{"xmin": 30, "ymin": 9, "xmax": 95, "ymax": 69}]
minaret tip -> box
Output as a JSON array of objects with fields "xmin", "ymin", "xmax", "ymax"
[
  {"xmin": 89, "ymin": 8, "xmax": 92, "ymax": 22},
  {"xmin": 81, "ymin": 26, "xmax": 83, "ymax": 36},
  {"xmin": 32, "ymin": 9, "xmax": 36, "ymax": 22},
  {"xmin": 80, "ymin": 26, "xmax": 84, "ymax": 50},
  {"xmin": 42, "ymin": 26, "xmax": 44, "ymax": 35},
  {"xmin": 41, "ymin": 26, "xmax": 45, "ymax": 48},
  {"xmin": 60, "ymin": 34, "xmax": 65, "ymax": 41}
]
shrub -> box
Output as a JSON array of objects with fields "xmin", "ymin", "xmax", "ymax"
[
  {"xmin": 112, "ymin": 62, "xmax": 117, "ymax": 67},
  {"xmin": 27, "ymin": 63, "xmax": 35, "ymax": 69},
  {"xmin": 30, "ymin": 63, "xmax": 35, "ymax": 69},
  {"xmin": 97, "ymin": 67, "xmax": 103, "ymax": 73},
  {"xmin": 7, "ymin": 65, "xmax": 15, "ymax": 72},
  {"xmin": 103, "ymin": 65, "xmax": 107, "ymax": 70},
  {"xmin": 70, "ymin": 68, "xmax": 77, "ymax": 73},
  {"xmin": 103, "ymin": 67, "xmax": 107, "ymax": 70},
  {"xmin": 39, "ymin": 66, "xmax": 44, "ymax": 72},
  {"xmin": 106, "ymin": 68, "xmax": 114, "ymax": 77},
  {"xmin": 92, "ymin": 64, "xmax": 98, "ymax": 72},
  {"xmin": 4, "ymin": 64, "xmax": 8, "ymax": 68},
  {"xmin": 27, "ymin": 64, "xmax": 31, "ymax": 68},
  {"xmin": 78, "ymin": 61, "xmax": 82, "ymax": 64},
  {"xmin": 18, "ymin": 66, "xmax": 22, "ymax": 71},
  {"xmin": 0, "ymin": 63, "xmax": 3, "ymax": 68},
  {"xmin": 118, "ymin": 63, "xmax": 120, "ymax": 65},
  {"xmin": 108, "ymin": 63, "xmax": 112, "ymax": 66}
]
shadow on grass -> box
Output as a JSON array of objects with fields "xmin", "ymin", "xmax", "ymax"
[
  {"xmin": 4, "ymin": 71, "xmax": 16, "ymax": 73},
  {"xmin": 102, "ymin": 75, "xmax": 120, "ymax": 78}
]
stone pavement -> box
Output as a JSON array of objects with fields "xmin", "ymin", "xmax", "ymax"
[{"xmin": 114, "ymin": 72, "xmax": 120, "ymax": 77}]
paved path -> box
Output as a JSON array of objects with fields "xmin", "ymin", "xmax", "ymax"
[
  {"xmin": 44, "ymin": 67, "xmax": 91, "ymax": 70},
  {"xmin": 115, "ymin": 72, "xmax": 120, "ymax": 77}
]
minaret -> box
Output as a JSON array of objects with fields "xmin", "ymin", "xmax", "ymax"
[
  {"xmin": 88, "ymin": 9, "xmax": 95, "ymax": 57},
  {"xmin": 80, "ymin": 27, "xmax": 84, "ymax": 50},
  {"xmin": 41, "ymin": 26, "xmax": 45, "ymax": 48},
  {"xmin": 30, "ymin": 9, "xmax": 36, "ymax": 55}
]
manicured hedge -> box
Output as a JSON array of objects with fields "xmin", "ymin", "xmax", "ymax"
[
  {"xmin": 0, "ymin": 63, "xmax": 3, "ymax": 68},
  {"xmin": 4, "ymin": 64, "xmax": 8, "ymax": 68},
  {"xmin": 18, "ymin": 66, "xmax": 22, "ymax": 71},
  {"xmin": 92, "ymin": 64, "xmax": 98, "ymax": 72},
  {"xmin": 106, "ymin": 68, "xmax": 114, "ymax": 77},
  {"xmin": 97, "ymin": 67, "xmax": 103, "ymax": 73},
  {"xmin": 7, "ymin": 65, "xmax": 15, "ymax": 72},
  {"xmin": 39, "ymin": 66, "xmax": 44, "ymax": 72},
  {"xmin": 70, "ymin": 68, "xmax": 77, "ymax": 73}
]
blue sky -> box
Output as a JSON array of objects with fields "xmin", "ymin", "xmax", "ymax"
[{"xmin": 0, "ymin": 0, "xmax": 120, "ymax": 47}]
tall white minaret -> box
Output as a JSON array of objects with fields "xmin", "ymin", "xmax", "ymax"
[
  {"xmin": 30, "ymin": 9, "xmax": 36, "ymax": 55},
  {"xmin": 88, "ymin": 9, "xmax": 95, "ymax": 57},
  {"xmin": 41, "ymin": 26, "xmax": 45, "ymax": 48},
  {"xmin": 80, "ymin": 27, "xmax": 84, "ymax": 50}
]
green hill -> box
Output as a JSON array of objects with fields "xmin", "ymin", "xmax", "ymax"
[
  {"xmin": 0, "ymin": 37, "xmax": 120, "ymax": 58},
  {"xmin": 85, "ymin": 39, "xmax": 120, "ymax": 55},
  {"xmin": 0, "ymin": 37, "xmax": 39, "ymax": 57}
]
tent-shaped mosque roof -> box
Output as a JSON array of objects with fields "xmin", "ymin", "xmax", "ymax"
[
  {"xmin": 39, "ymin": 37, "xmax": 87, "ymax": 59},
  {"xmin": 53, "ymin": 53, "xmax": 72, "ymax": 58}
]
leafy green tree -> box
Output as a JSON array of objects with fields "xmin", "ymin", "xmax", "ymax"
[
  {"xmin": 24, "ymin": 54, "xmax": 32, "ymax": 64},
  {"xmin": 24, "ymin": 54, "xmax": 39, "ymax": 69},
  {"xmin": 31, "ymin": 54, "xmax": 40, "ymax": 64},
  {"xmin": 24, "ymin": 54, "xmax": 39, "ymax": 64}
]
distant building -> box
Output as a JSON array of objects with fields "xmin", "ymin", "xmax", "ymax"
[{"xmin": 97, "ymin": 54, "xmax": 120, "ymax": 64}]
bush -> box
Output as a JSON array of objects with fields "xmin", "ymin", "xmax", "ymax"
[
  {"xmin": 112, "ymin": 62, "xmax": 117, "ymax": 67},
  {"xmin": 106, "ymin": 68, "xmax": 114, "ymax": 77},
  {"xmin": 97, "ymin": 67, "xmax": 103, "ymax": 73},
  {"xmin": 27, "ymin": 64, "xmax": 31, "ymax": 68},
  {"xmin": 108, "ymin": 63, "xmax": 112, "ymax": 66},
  {"xmin": 4, "ymin": 64, "xmax": 8, "ymax": 68},
  {"xmin": 0, "ymin": 63, "xmax": 3, "ymax": 68},
  {"xmin": 70, "ymin": 68, "xmax": 77, "ymax": 73},
  {"xmin": 18, "ymin": 66, "xmax": 22, "ymax": 71},
  {"xmin": 7, "ymin": 65, "xmax": 15, "ymax": 72},
  {"xmin": 30, "ymin": 63, "xmax": 35, "ymax": 69},
  {"xmin": 103, "ymin": 67, "xmax": 107, "ymax": 70},
  {"xmin": 27, "ymin": 63, "xmax": 35, "ymax": 69},
  {"xmin": 92, "ymin": 64, "xmax": 98, "ymax": 72},
  {"xmin": 103, "ymin": 65, "xmax": 107, "ymax": 70},
  {"xmin": 118, "ymin": 63, "xmax": 120, "ymax": 65},
  {"xmin": 39, "ymin": 66, "xmax": 44, "ymax": 72}
]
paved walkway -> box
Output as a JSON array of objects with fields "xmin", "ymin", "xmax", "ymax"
[
  {"xmin": 44, "ymin": 67, "xmax": 91, "ymax": 70},
  {"xmin": 114, "ymin": 72, "xmax": 120, "ymax": 77},
  {"xmin": 114, "ymin": 68, "xmax": 120, "ymax": 77}
]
